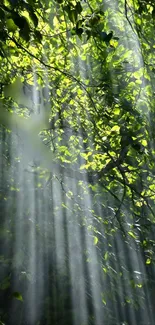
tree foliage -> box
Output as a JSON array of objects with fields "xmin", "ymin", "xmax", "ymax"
[{"xmin": 0, "ymin": 0, "xmax": 155, "ymax": 324}]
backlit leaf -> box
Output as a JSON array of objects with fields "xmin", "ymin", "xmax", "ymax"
[
  {"xmin": 146, "ymin": 258, "xmax": 151, "ymax": 265},
  {"xmin": 128, "ymin": 231, "xmax": 137, "ymax": 239},
  {"xmin": 93, "ymin": 236, "xmax": 98, "ymax": 245}
]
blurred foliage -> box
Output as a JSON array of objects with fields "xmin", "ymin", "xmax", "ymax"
[{"xmin": 0, "ymin": 0, "xmax": 155, "ymax": 325}]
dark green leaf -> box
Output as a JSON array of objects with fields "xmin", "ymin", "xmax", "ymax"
[
  {"xmin": 76, "ymin": 19, "xmax": 84, "ymax": 29},
  {"xmin": 75, "ymin": 2, "xmax": 83, "ymax": 14},
  {"xmin": 29, "ymin": 11, "xmax": 38, "ymax": 27},
  {"xmin": 86, "ymin": 30, "xmax": 91, "ymax": 40},
  {"xmin": 138, "ymin": 4, "xmax": 143, "ymax": 15},
  {"xmin": 68, "ymin": 9, "xmax": 78, "ymax": 24},
  {"xmin": 89, "ymin": 15, "xmax": 100, "ymax": 26},
  {"xmin": 100, "ymin": 31, "xmax": 107, "ymax": 41},
  {"xmin": 34, "ymin": 30, "xmax": 42, "ymax": 42},
  {"xmin": 12, "ymin": 291, "xmax": 23, "ymax": 301},
  {"xmin": 76, "ymin": 27, "xmax": 83, "ymax": 39},
  {"xmin": 27, "ymin": 0, "xmax": 36, "ymax": 5},
  {"xmin": 0, "ymin": 276, "xmax": 10, "ymax": 290},
  {"xmin": 9, "ymin": 0, "xmax": 19, "ymax": 7},
  {"xmin": 105, "ymin": 31, "xmax": 113, "ymax": 43},
  {"xmin": 64, "ymin": 5, "xmax": 77, "ymax": 23},
  {"xmin": 12, "ymin": 14, "xmax": 29, "ymax": 29},
  {"xmin": 96, "ymin": 9, "xmax": 104, "ymax": 16},
  {"xmin": 19, "ymin": 26, "xmax": 30, "ymax": 42},
  {"xmin": 0, "ymin": 31, "xmax": 7, "ymax": 42},
  {"xmin": 152, "ymin": 8, "xmax": 155, "ymax": 19},
  {"xmin": 64, "ymin": 5, "xmax": 71, "ymax": 15},
  {"xmin": 132, "ymin": 143, "xmax": 142, "ymax": 152}
]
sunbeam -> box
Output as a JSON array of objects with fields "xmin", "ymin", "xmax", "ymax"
[{"xmin": 0, "ymin": 0, "xmax": 155, "ymax": 325}]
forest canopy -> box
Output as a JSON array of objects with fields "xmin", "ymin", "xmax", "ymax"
[{"xmin": 0, "ymin": 0, "xmax": 155, "ymax": 325}]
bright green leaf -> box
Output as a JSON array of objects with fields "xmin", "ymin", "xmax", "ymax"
[
  {"xmin": 93, "ymin": 236, "xmax": 98, "ymax": 245},
  {"xmin": 146, "ymin": 258, "xmax": 151, "ymax": 265},
  {"xmin": 128, "ymin": 231, "xmax": 137, "ymax": 239}
]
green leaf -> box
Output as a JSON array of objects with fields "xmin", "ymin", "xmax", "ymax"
[
  {"xmin": 136, "ymin": 283, "xmax": 142, "ymax": 288},
  {"xmin": 105, "ymin": 31, "xmax": 113, "ymax": 43},
  {"xmin": 64, "ymin": 5, "xmax": 78, "ymax": 24},
  {"xmin": 29, "ymin": 11, "xmax": 38, "ymax": 27},
  {"xmin": 152, "ymin": 8, "xmax": 155, "ymax": 19},
  {"xmin": 111, "ymin": 125, "xmax": 120, "ymax": 132},
  {"xmin": 141, "ymin": 139, "xmax": 147, "ymax": 147},
  {"xmin": 64, "ymin": 4, "xmax": 71, "ymax": 13},
  {"xmin": 12, "ymin": 291, "xmax": 23, "ymax": 302},
  {"xmin": 75, "ymin": 2, "xmax": 83, "ymax": 14},
  {"xmin": 146, "ymin": 258, "xmax": 151, "ymax": 265},
  {"xmin": 13, "ymin": 14, "xmax": 29, "ymax": 29},
  {"xmin": 34, "ymin": 30, "xmax": 42, "ymax": 42},
  {"xmin": 76, "ymin": 28, "xmax": 83, "ymax": 39},
  {"xmin": 93, "ymin": 236, "xmax": 98, "ymax": 245},
  {"xmin": 89, "ymin": 15, "xmax": 100, "ymax": 26},
  {"xmin": 76, "ymin": 19, "xmax": 84, "ymax": 29},
  {"xmin": 6, "ymin": 18, "xmax": 18, "ymax": 32},
  {"xmin": 71, "ymin": 28, "xmax": 76, "ymax": 35},
  {"xmin": 86, "ymin": 30, "xmax": 91, "ymax": 40},
  {"xmin": 100, "ymin": 31, "xmax": 107, "ymax": 41},
  {"xmin": 0, "ymin": 276, "xmax": 10, "ymax": 290},
  {"xmin": 12, "ymin": 14, "xmax": 31, "ymax": 42},
  {"xmin": 101, "ymin": 293, "xmax": 107, "ymax": 305},
  {"xmin": 68, "ymin": 9, "xmax": 78, "ymax": 24},
  {"xmin": 128, "ymin": 231, "xmax": 137, "ymax": 239},
  {"xmin": 104, "ymin": 252, "xmax": 108, "ymax": 261},
  {"xmin": 0, "ymin": 30, "xmax": 7, "ymax": 42},
  {"xmin": 102, "ymin": 297, "xmax": 106, "ymax": 305},
  {"xmin": 19, "ymin": 27, "xmax": 30, "ymax": 42}
]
